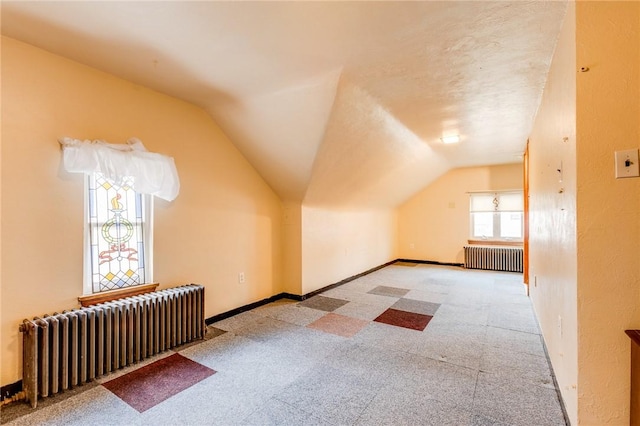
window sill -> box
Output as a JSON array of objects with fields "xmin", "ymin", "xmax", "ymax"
[
  {"xmin": 467, "ymin": 240, "xmax": 523, "ymax": 247},
  {"xmin": 78, "ymin": 283, "xmax": 159, "ymax": 307}
]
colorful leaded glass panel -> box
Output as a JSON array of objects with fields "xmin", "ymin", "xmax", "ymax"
[{"xmin": 88, "ymin": 173, "xmax": 146, "ymax": 293}]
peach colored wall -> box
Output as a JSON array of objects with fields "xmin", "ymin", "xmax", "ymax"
[
  {"xmin": 0, "ymin": 27, "xmax": 4, "ymax": 393},
  {"xmin": 530, "ymin": 2, "xmax": 640, "ymax": 424},
  {"xmin": 1, "ymin": 37, "xmax": 283, "ymax": 386},
  {"xmin": 528, "ymin": 2, "xmax": 578, "ymax": 423},
  {"xmin": 301, "ymin": 207, "xmax": 396, "ymax": 294},
  {"xmin": 397, "ymin": 164, "xmax": 523, "ymax": 264},
  {"xmin": 575, "ymin": 2, "xmax": 640, "ymax": 424},
  {"xmin": 282, "ymin": 201, "xmax": 302, "ymax": 295}
]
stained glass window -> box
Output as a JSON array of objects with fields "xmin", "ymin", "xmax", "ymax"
[{"xmin": 87, "ymin": 173, "xmax": 147, "ymax": 293}]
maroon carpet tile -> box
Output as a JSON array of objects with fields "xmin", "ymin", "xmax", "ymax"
[
  {"xmin": 102, "ymin": 353, "xmax": 216, "ymax": 413},
  {"xmin": 374, "ymin": 308, "xmax": 433, "ymax": 331}
]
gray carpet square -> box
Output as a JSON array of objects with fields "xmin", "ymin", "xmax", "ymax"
[
  {"xmin": 404, "ymin": 288, "xmax": 448, "ymax": 304},
  {"xmin": 204, "ymin": 326, "xmax": 227, "ymax": 339},
  {"xmin": 238, "ymin": 398, "xmax": 332, "ymax": 426},
  {"xmin": 473, "ymin": 372, "xmax": 566, "ymax": 425},
  {"xmin": 257, "ymin": 324, "xmax": 347, "ymax": 362},
  {"xmin": 367, "ymin": 285, "xmax": 410, "ymax": 297},
  {"xmin": 254, "ymin": 302, "xmax": 328, "ymax": 326},
  {"xmin": 386, "ymin": 352, "xmax": 478, "ymax": 408},
  {"xmin": 485, "ymin": 326, "xmax": 545, "ymax": 357},
  {"xmin": 298, "ymin": 295, "xmax": 349, "ymax": 312},
  {"xmin": 411, "ymin": 333, "xmax": 486, "ymax": 370},
  {"xmin": 274, "ymin": 366, "xmax": 378, "ymax": 425},
  {"xmin": 430, "ymin": 303, "xmax": 489, "ymax": 326},
  {"xmin": 322, "ymin": 343, "xmax": 398, "ymax": 386},
  {"xmin": 351, "ymin": 321, "xmax": 419, "ymax": 353},
  {"xmin": 356, "ymin": 393, "xmax": 474, "ymax": 426},
  {"xmin": 333, "ymin": 300, "xmax": 389, "ymax": 321},
  {"xmin": 487, "ymin": 304, "xmax": 540, "ymax": 334},
  {"xmin": 392, "ymin": 298, "xmax": 440, "ymax": 315},
  {"xmin": 234, "ymin": 316, "xmax": 302, "ymax": 344},
  {"xmin": 139, "ymin": 373, "xmax": 270, "ymax": 425},
  {"xmin": 422, "ymin": 322, "xmax": 489, "ymax": 344},
  {"xmin": 480, "ymin": 345, "xmax": 554, "ymax": 388},
  {"xmin": 211, "ymin": 311, "xmax": 263, "ymax": 332}
]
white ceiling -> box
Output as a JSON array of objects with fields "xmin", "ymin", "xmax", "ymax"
[{"xmin": 1, "ymin": 1, "xmax": 567, "ymax": 208}]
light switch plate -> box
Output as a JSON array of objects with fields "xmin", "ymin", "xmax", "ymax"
[{"xmin": 615, "ymin": 149, "xmax": 640, "ymax": 178}]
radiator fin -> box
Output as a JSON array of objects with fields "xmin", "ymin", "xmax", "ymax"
[
  {"xmin": 463, "ymin": 246, "xmax": 523, "ymax": 273},
  {"xmin": 20, "ymin": 284, "xmax": 205, "ymax": 408}
]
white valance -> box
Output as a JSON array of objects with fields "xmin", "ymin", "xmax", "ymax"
[{"xmin": 59, "ymin": 137, "xmax": 180, "ymax": 201}]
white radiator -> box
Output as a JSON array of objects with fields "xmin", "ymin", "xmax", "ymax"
[
  {"xmin": 463, "ymin": 246, "xmax": 523, "ymax": 273},
  {"xmin": 19, "ymin": 284, "xmax": 205, "ymax": 408}
]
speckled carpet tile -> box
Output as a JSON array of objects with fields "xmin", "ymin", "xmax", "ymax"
[
  {"xmin": 374, "ymin": 307, "xmax": 433, "ymax": 331},
  {"xmin": 306, "ymin": 312, "xmax": 369, "ymax": 337},
  {"xmin": 102, "ymin": 353, "xmax": 216, "ymax": 412},
  {"xmin": 1, "ymin": 264, "xmax": 567, "ymax": 426}
]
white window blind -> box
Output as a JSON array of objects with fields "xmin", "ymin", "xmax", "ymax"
[
  {"xmin": 470, "ymin": 192, "xmax": 523, "ymax": 212},
  {"xmin": 469, "ymin": 191, "xmax": 524, "ymax": 241},
  {"xmin": 469, "ymin": 194, "xmax": 496, "ymax": 212},
  {"xmin": 496, "ymin": 192, "xmax": 523, "ymax": 212}
]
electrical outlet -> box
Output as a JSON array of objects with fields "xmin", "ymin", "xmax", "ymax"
[
  {"xmin": 615, "ymin": 149, "xmax": 640, "ymax": 178},
  {"xmin": 534, "ymin": 275, "xmax": 537, "ymax": 288},
  {"xmin": 238, "ymin": 272, "xmax": 245, "ymax": 284}
]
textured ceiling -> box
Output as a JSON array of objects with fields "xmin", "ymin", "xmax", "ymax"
[{"xmin": 1, "ymin": 1, "xmax": 567, "ymax": 208}]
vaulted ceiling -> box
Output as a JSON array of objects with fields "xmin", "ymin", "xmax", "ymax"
[{"xmin": 1, "ymin": 1, "xmax": 567, "ymax": 208}]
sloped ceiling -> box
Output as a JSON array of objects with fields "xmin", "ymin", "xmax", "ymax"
[{"xmin": 1, "ymin": 1, "xmax": 567, "ymax": 208}]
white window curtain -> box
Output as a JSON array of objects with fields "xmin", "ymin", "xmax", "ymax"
[{"xmin": 59, "ymin": 137, "xmax": 180, "ymax": 201}]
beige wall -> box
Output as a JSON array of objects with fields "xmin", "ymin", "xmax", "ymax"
[
  {"xmin": 397, "ymin": 164, "xmax": 523, "ymax": 264},
  {"xmin": 301, "ymin": 206, "xmax": 396, "ymax": 294},
  {"xmin": 282, "ymin": 201, "xmax": 302, "ymax": 295},
  {"xmin": 528, "ymin": 2, "xmax": 578, "ymax": 423},
  {"xmin": 1, "ymin": 37, "xmax": 283, "ymax": 386},
  {"xmin": 530, "ymin": 2, "xmax": 640, "ymax": 424},
  {"xmin": 0, "ymin": 26, "xmax": 3, "ymax": 396},
  {"xmin": 575, "ymin": 1, "xmax": 640, "ymax": 424}
]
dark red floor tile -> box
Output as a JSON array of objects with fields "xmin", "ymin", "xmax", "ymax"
[
  {"xmin": 374, "ymin": 308, "xmax": 432, "ymax": 331},
  {"xmin": 102, "ymin": 353, "xmax": 216, "ymax": 412}
]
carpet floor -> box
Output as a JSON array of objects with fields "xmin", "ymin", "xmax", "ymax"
[{"xmin": 1, "ymin": 264, "xmax": 567, "ymax": 425}]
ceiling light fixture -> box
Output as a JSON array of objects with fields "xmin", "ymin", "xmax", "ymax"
[{"xmin": 440, "ymin": 135, "xmax": 460, "ymax": 144}]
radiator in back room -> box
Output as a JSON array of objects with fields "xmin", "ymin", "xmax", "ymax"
[
  {"xmin": 19, "ymin": 284, "xmax": 205, "ymax": 408},
  {"xmin": 463, "ymin": 246, "xmax": 523, "ymax": 273}
]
